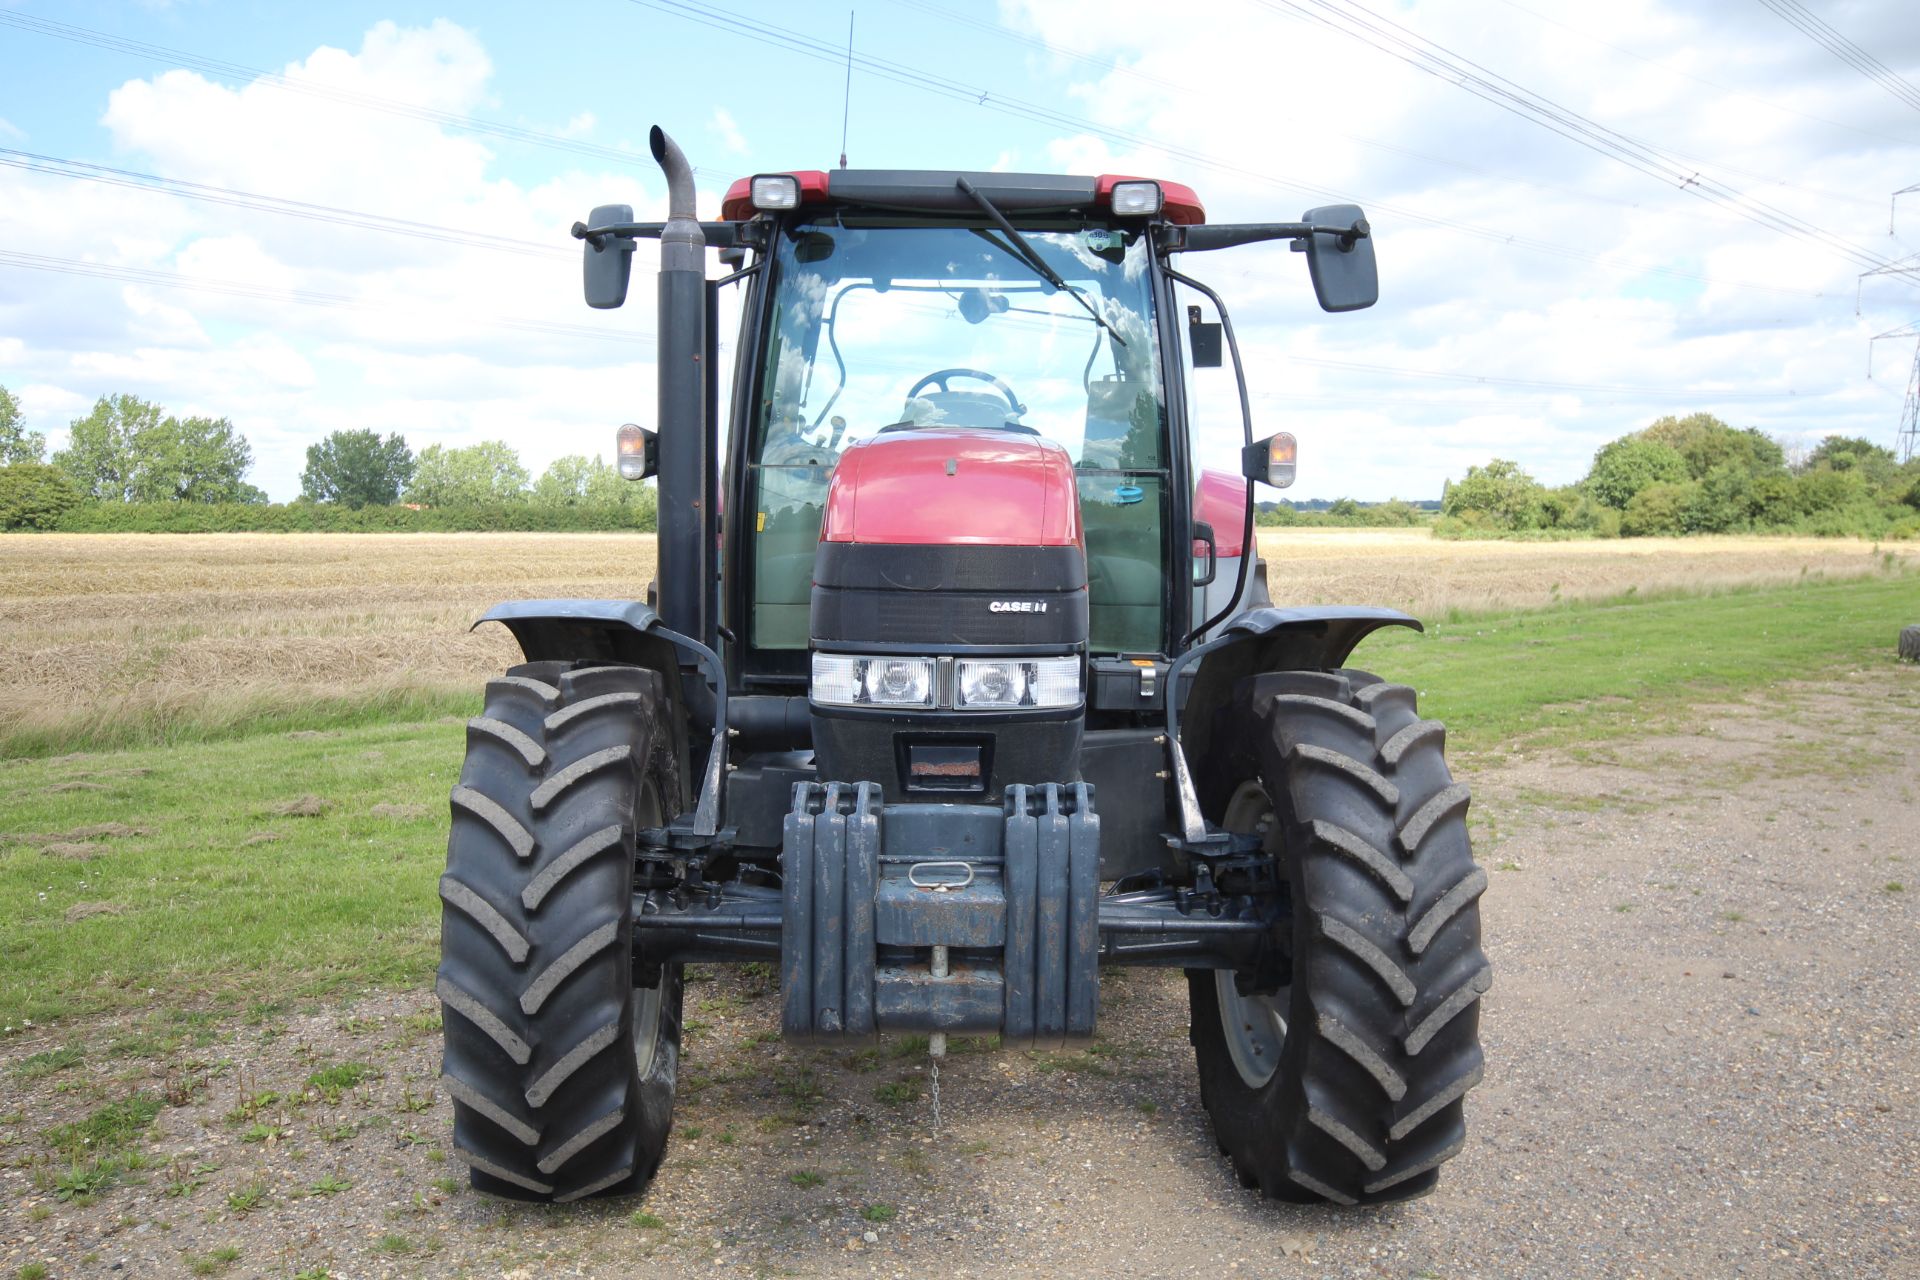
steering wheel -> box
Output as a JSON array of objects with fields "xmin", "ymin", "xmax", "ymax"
[{"xmin": 906, "ymin": 368, "xmax": 1025, "ymax": 417}]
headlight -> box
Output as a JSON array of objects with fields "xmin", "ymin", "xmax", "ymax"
[
  {"xmin": 811, "ymin": 654, "xmax": 1081, "ymax": 710},
  {"xmin": 811, "ymin": 654, "xmax": 934, "ymax": 708},
  {"xmin": 956, "ymin": 657, "xmax": 1080, "ymax": 709}
]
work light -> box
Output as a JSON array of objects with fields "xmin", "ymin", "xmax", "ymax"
[
  {"xmin": 1108, "ymin": 181, "xmax": 1163, "ymax": 217},
  {"xmin": 750, "ymin": 174, "xmax": 801, "ymax": 211}
]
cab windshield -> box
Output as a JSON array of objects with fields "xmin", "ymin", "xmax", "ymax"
[{"xmin": 749, "ymin": 222, "xmax": 1168, "ymax": 654}]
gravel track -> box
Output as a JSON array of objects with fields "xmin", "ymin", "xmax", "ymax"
[{"xmin": 3, "ymin": 669, "xmax": 1915, "ymax": 1278}]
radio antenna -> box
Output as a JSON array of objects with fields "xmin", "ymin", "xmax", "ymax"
[{"xmin": 838, "ymin": 11, "xmax": 854, "ymax": 169}]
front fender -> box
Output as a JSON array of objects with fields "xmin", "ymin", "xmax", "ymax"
[
  {"xmin": 1170, "ymin": 605, "xmax": 1423, "ymax": 843},
  {"xmin": 1215, "ymin": 604, "xmax": 1422, "ymax": 670},
  {"xmin": 473, "ymin": 598, "xmax": 666, "ymax": 665},
  {"xmin": 472, "ymin": 598, "xmax": 726, "ymax": 834}
]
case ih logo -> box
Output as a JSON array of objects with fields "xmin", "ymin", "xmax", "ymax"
[{"xmin": 989, "ymin": 600, "xmax": 1048, "ymax": 614}]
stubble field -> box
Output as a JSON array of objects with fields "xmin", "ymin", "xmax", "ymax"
[{"xmin": 2, "ymin": 527, "xmax": 1914, "ymax": 756}]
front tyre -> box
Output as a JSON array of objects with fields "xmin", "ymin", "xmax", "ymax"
[
  {"xmin": 1190, "ymin": 669, "xmax": 1489, "ymax": 1204},
  {"xmin": 437, "ymin": 662, "xmax": 683, "ymax": 1202}
]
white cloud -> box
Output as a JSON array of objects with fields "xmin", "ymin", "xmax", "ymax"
[
  {"xmin": 3, "ymin": 7, "xmax": 1916, "ymax": 506},
  {"xmin": 0, "ymin": 21, "xmax": 685, "ymax": 498},
  {"xmin": 0, "ymin": 117, "xmax": 24, "ymax": 142},
  {"xmin": 711, "ymin": 106, "xmax": 749, "ymax": 156},
  {"xmin": 1001, "ymin": 0, "xmax": 1920, "ymax": 494}
]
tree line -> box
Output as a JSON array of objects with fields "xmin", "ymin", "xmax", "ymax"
[
  {"xmin": 1438, "ymin": 413, "xmax": 1920, "ymax": 540},
  {"xmin": 0, "ymin": 386, "xmax": 656, "ymax": 532}
]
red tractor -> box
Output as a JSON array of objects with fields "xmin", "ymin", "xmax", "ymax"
[{"xmin": 437, "ymin": 127, "xmax": 1487, "ymax": 1206}]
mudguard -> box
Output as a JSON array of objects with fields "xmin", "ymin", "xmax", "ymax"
[
  {"xmin": 472, "ymin": 598, "xmax": 727, "ymax": 835},
  {"xmin": 1169, "ymin": 605, "xmax": 1423, "ymax": 845},
  {"xmin": 473, "ymin": 598, "xmax": 669, "ymax": 665}
]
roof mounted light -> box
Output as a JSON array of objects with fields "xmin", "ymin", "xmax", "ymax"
[
  {"xmin": 750, "ymin": 174, "xmax": 801, "ymax": 211},
  {"xmin": 1108, "ymin": 180, "xmax": 1164, "ymax": 218}
]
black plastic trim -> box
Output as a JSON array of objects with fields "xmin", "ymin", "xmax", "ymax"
[{"xmin": 814, "ymin": 542, "xmax": 1087, "ymax": 592}]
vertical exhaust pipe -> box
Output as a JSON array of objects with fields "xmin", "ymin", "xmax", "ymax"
[{"xmin": 649, "ymin": 125, "xmax": 711, "ymax": 648}]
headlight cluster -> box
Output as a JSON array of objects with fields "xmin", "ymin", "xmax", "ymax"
[{"xmin": 811, "ymin": 654, "xmax": 1080, "ymax": 710}]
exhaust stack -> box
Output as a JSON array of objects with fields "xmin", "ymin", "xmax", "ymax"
[{"xmin": 649, "ymin": 125, "xmax": 712, "ymax": 647}]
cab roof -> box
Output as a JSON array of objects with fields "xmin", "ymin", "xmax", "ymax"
[{"xmin": 720, "ymin": 169, "xmax": 1205, "ymax": 225}]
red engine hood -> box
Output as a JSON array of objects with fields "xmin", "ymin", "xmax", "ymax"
[{"xmin": 820, "ymin": 428, "xmax": 1082, "ymax": 547}]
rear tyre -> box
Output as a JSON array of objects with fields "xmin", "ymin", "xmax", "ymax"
[
  {"xmin": 437, "ymin": 661, "xmax": 683, "ymax": 1202},
  {"xmin": 1189, "ymin": 669, "xmax": 1488, "ymax": 1204}
]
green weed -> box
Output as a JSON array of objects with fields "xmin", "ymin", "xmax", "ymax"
[
  {"xmin": 14, "ymin": 1045, "xmax": 83, "ymax": 1080},
  {"xmin": 225, "ymin": 1182, "xmax": 268, "ymax": 1214},
  {"xmin": 306, "ymin": 1061, "xmax": 375, "ymax": 1103}
]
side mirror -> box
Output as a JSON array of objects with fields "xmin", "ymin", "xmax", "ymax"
[
  {"xmin": 1242, "ymin": 432, "xmax": 1297, "ymax": 488},
  {"xmin": 1186, "ymin": 304, "xmax": 1223, "ymax": 368},
  {"xmin": 583, "ymin": 203, "xmax": 635, "ymax": 309},
  {"xmin": 1300, "ymin": 204, "xmax": 1377, "ymax": 313}
]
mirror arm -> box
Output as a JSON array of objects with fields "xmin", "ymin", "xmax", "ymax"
[
  {"xmin": 1165, "ymin": 263, "xmax": 1258, "ymax": 649},
  {"xmin": 571, "ymin": 220, "xmax": 746, "ymax": 250},
  {"xmin": 1159, "ymin": 220, "xmax": 1369, "ymax": 254}
]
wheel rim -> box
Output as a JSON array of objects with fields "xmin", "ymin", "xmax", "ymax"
[
  {"xmin": 1217, "ymin": 780, "xmax": 1289, "ymax": 1091},
  {"xmin": 630, "ymin": 774, "xmax": 665, "ymax": 1079}
]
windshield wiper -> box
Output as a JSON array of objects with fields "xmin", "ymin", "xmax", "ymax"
[{"xmin": 955, "ymin": 176, "xmax": 1127, "ymax": 348}]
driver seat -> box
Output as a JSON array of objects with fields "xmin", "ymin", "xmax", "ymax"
[{"xmin": 902, "ymin": 392, "xmax": 1026, "ymax": 431}]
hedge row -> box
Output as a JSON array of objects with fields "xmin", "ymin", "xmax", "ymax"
[{"xmin": 45, "ymin": 501, "xmax": 658, "ymax": 534}]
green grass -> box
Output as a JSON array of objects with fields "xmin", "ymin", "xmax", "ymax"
[
  {"xmin": 1352, "ymin": 572, "xmax": 1919, "ymax": 755},
  {"xmin": 13, "ymin": 1044, "xmax": 84, "ymax": 1080},
  {"xmin": 1, "ymin": 685, "xmax": 480, "ymax": 761},
  {"xmin": 0, "ymin": 720, "xmax": 457, "ymax": 1024},
  {"xmin": 0, "ymin": 571, "xmax": 1912, "ymax": 1025},
  {"xmin": 306, "ymin": 1061, "xmax": 376, "ymax": 1103},
  {"xmin": 46, "ymin": 1094, "xmax": 162, "ymax": 1157}
]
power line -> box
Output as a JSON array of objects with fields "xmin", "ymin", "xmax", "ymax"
[
  {"xmin": 1495, "ymin": 0, "xmax": 1920, "ymax": 148},
  {"xmin": 1754, "ymin": 0, "xmax": 1920, "ymax": 115},
  {"xmin": 620, "ymin": 0, "xmax": 1856, "ymax": 301},
  {"xmin": 0, "ymin": 249, "xmax": 641, "ymax": 345},
  {"xmin": 897, "ymin": 0, "xmax": 1871, "ymax": 224},
  {"xmin": 0, "ymin": 148, "xmax": 572, "ymax": 259},
  {"xmin": 0, "ymin": 11, "xmax": 724, "ymax": 182},
  {"xmin": 1260, "ymin": 0, "xmax": 1910, "ymax": 278}
]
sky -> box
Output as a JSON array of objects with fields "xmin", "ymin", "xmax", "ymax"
[{"xmin": 2, "ymin": 0, "xmax": 1918, "ymax": 501}]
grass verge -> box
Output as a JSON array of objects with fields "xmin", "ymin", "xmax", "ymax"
[
  {"xmin": 2, "ymin": 571, "xmax": 1914, "ymax": 1027},
  {"xmin": 1353, "ymin": 571, "xmax": 1919, "ymax": 756}
]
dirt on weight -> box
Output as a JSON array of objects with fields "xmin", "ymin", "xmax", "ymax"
[{"xmin": 2, "ymin": 670, "xmax": 1915, "ymax": 1278}]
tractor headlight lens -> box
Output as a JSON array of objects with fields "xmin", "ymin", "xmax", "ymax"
[
  {"xmin": 750, "ymin": 174, "xmax": 801, "ymax": 210},
  {"xmin": 811, "ymin": 655, "xmax": 1081, "ymax": 709},
  {"xmin": 811, "ymin": 654, "xmax": 934, "ymax": 708},
  {"xmin": 957, "ymin": 660, "xmax": 1027, "ymax": 708},
  {"xmin": 865, "ymin": 657, "xmax": 934, "ymax": 706},
  {"xmin": 956, "ymin": 657, "xmax": 1080, "ymax": 709},
  {"xmin": 1108, "ymin": 180, "xmax": 1163, "ymax": 217}
]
